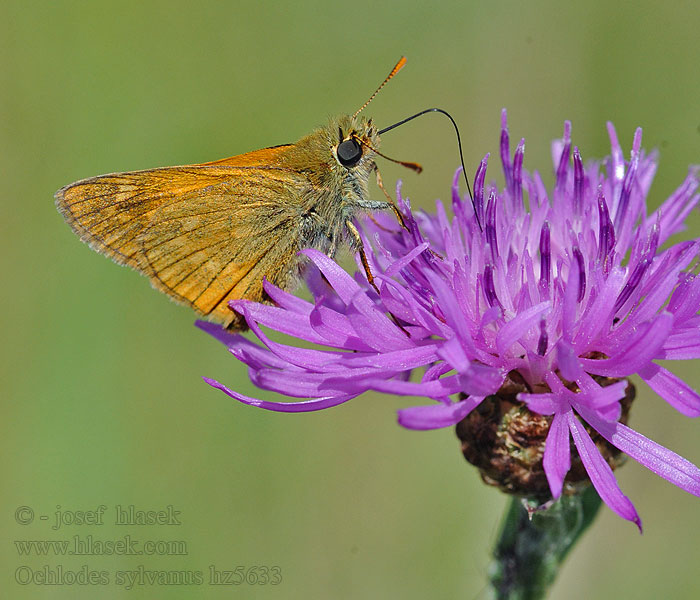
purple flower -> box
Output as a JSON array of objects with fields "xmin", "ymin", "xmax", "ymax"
[{"xmin": 199, "ymin": 110, "xmax": 700, "ymax": 528}]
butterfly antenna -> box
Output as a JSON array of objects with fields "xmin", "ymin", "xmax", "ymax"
[
  {"xmin": 352, "ymin": 56, "xmax": 407, "ymax": 118},
  {"xmin": 378, "ymin": 107, "xmax": 482, "ymax": 231}
]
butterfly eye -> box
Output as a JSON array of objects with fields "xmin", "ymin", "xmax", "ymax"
[{"xmin": 336, "ymin": 139, "xmax": 363, "ymax": 168}]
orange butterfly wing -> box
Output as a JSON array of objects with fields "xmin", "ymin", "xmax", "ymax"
[{"xmin": 55, "ymin": 145, "xmax": 308, "ymax": 328}]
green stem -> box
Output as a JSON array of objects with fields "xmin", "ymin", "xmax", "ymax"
[{"xmin": 488, "ymin": 487, "xmax": 603, "ymax": 600}]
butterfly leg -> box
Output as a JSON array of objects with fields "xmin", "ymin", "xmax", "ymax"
[
  {"xmin": 345, "ymin": 219, "xmax": 380, "ymax": 294},
  {"xmin": 374, "ymin": 164, "xmax": 409, "ymax": 231},
  {"xmin": 346, "ymin": 219, "xmax": 410, "ymax": 337},
  {"xmin": 371, "ymin": 166, "xmax": 445, "ymax": 266}
]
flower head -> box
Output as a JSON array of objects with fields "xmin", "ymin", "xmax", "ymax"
[{"xmin": 200, "ymin": 110, "xmax": 700, "ymax": 528}]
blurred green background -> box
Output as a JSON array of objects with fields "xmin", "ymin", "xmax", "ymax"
[{"xmin": 2, "ymin": 1, "xmax": 699, "ymax": 598}]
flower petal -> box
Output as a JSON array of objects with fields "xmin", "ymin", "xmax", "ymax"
[
  {"xmin": 204, "ymin": 377, "xmax": 355, "ymax": 412},
  {"xmin": 262, "ymin": 280, "xmax": 314, "ymax": 315},
  {"xmin": 345, "ymin": 293, "xmax": 414, "ymax": 350},
  {"xmin": 231, "ymin": 300, "xmax": 327, "ymax": 344},
  {"xmin": 639, "ymin": 363, "xmax": 700, "ymax": 416},
  {"xmin": 543, "ymin": 410, "xmax": 571, "ymax": 499},
  {"xmin": 308, "ymin": 304, "xmax": 376, "ymax": 351},
  {"xmin": 567, "ymin": 411, "xmax": 642, "ymax": 530},
  {"xmin": 253, "ymin": 369, "xmax": 364, "ymax": 397},
  {"xmin": 580, "ymin": 312, "xmax": 673, "ymax": 377},
  {"xmin": 302, "ymin": 248, "xmax": 365, "ymax": 304},
  {"xmin": 577, "ymin": 405, "xmax": 700, "ymax": 497},
  {"xmin": 658, "ymin": 328, "xmax": 700, "ymax": 360},
  {"xmin": 196, "ymin": 321, "xmax": 294, "ymax": 370},
  {"xmin": 556, "ymin": 339, "xmax": 583, "ymax": 381},
  {"xmin": 457, "ymin": 364, "xmax": 504, "ymax": 396},
  {"xmin": 518, "ymin": 391, "xmax": 557, "ymax": 415},
  {"xmin": 495, "ymin": 301, "xmax": 550, "ymax": 355},
  {"xmin": 359, "ymin": 375, "xmax": 462, "ymax": 398},
  {"xmin": 398, "ymin": 397, "xmax": 483, "ymax": 430},
  {"xmin": 385, "ymin": 242, "xmax": 431, "ymax": 277}
]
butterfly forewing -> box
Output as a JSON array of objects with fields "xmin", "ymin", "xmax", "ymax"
[
  {"xmin": 55, "ymin": 151, "xmax": 307, "ymax": 327},
  {"xmin": 138, "ymin": 177, "xmax": 301, "ymax": 322}
]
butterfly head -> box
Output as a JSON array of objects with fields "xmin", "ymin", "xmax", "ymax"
[{"xmin": 333, "ymin": 115, "xmax": 380, "ymax": 171}]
